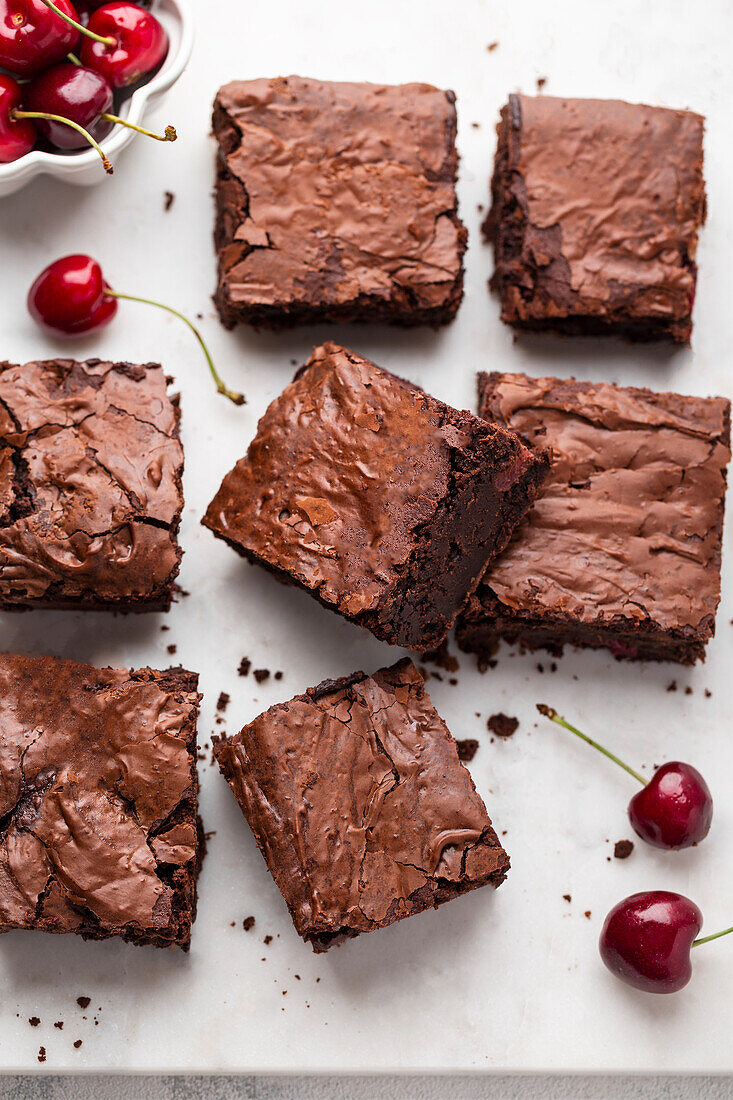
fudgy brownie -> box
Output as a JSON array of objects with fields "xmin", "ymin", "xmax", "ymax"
[
  {"xmin": 213, "ymin": 658, "xmax": 509, "ymax": 952},
  {"xmin": 202, "ymin": 343, "xmax": 549, "ymax": 650},
  {"xmin": 0, "ymin": 653, "xmax": 202, "ymax": 949},
  {"xmin": 457, "ymin": 372, "xmax": 731, "ymax": 665},
  {"xmin": 486, "ymin": 95, "xmax": 706, "ymax": 342},
  {"xmin": 0, "ymin": 358, "xmax": 184, "ymax": 611},
  {"xmin": 213, "ymin": 76, "xmax": 467, "ymax": 329}
]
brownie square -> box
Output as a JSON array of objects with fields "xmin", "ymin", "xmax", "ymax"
[
  {"xmin": 214, "ymin": 658, "xmax": 509, "ymax": 952},
  {"xmin": 0, "ymin": 358, "xmax": 184, "ymax": 612},
  {"xmin": 486, "ymin": 95, "xmax": 706, "ymax": 343},
  {"xmin": 456, "ymin": 372, "xmax": 731, "ymax": 665},
  {"xmin": 0, "ymin": 653, "xmax": 202, "ymax": 950},
  {"xmin": 213, "ymin": 76, "xmax": 467, "ymax": 329},
  {"xmin": 202, "ymin": 343, "xmax": 549, "ymax": 650}
]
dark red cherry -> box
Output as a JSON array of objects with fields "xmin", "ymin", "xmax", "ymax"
[
  {"xmin": 537, "ymin": 706, "xmax": 713, "ymax": 851},
  {"xmin": 28, "ymin": 254, "xmax": 118, "ymax": 335},
  {"xmin": 27, "ymin": 255, "xmax": 245, "ymax": 405},
  {"xmin": 0, "ymin": 0, "xmax": 79, "ymax": 77},
  {"xmin": 0, "ymin": 72, "xmax": 36, "ymax": 162},
  {"xmin": 600, "ymin": 891, "xmax": 702, "ymax": 993},
  {"xmin": 25, "ymin": 62, "xmax": 113, "ymax": 149},
  {"xmin": 80, "ymin": 1, "xmax": 167, "ymax": 88},
  {"xmin": 629, "ymin": 762, "xmax": 713, "ymax": 850}
]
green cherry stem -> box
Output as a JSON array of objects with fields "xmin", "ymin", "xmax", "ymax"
[
  {"xmin": 693, "ymin": 926, "xmax": 733, "ymax": 948},
  {"xmin": 536, "ymin": 705, "xmax": 646, "ymax": 787},
  {"xmin": 11, "ymin": 108, "xmax": 113, "ymax": 172},
  {"xmin": 101, "ymin": 115, "xmax": 177, "ymax": 142},
  {"xmin": 106, "ymin": 292, "xmax": 245, "ymax": 406},
  {"xmin": 40, "ymin": 0, "xmax": 116, "ymax": 45},
  {"xmin": 66, "ymin": 51, "xmax": 82, "ymax": 65}
]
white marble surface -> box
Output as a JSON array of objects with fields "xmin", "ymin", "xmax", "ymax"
[{"xmin": 0, "ymin": 0, "xmax": 732, "ymax": 1080}]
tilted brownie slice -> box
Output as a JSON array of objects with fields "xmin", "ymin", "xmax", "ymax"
[
  {"xmin": 214, "ymin": 658, "xmax": 509, "ymax": 952},
  {"xmin": 457, "ymin": 372, "xmax": 731, "ymax": 665},
  {"xmin": 213, "ymin": 76, "xmax": 467, "ymax": 329},
  {"xmin": 0, "ymin": 358, "xmax": 184, "ymax": 611},
  {"xmin": 486, "ymin": 95, "xmax": 706, "ymax": 342},
  {"xmin": 0, "ymin": 653, "xmax": 202, "ymax": 949},
  {"xmin": 202, "ymin": 343, "xmax": 549, "ymax": 651}
]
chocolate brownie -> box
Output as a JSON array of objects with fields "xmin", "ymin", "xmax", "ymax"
[
  {"xmin": 213, "ymin": 658, "xmax": 509, "ymax": 952},
  {"xmin": 213, "ymin": 76, "xmax": 467, "ymax": 329},
  {"xmin": 485, "ymin": 95, "xmax": 706, "ymax": 342},
  {"xmin": 202, "ymin": 343, "xmax": 549, "ymax": 650},
  {"xmin": 456, "ymin": 372, "xmax": 731, "ymax": 665},
  {"xmin": 0, "ymin": 358, "xmax": 184, "ymax": 611},
  {"xmin": 0, "ymin": 653, "xmax": 201, "ymax": 949}
]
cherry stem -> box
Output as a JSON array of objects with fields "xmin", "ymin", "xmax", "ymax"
[
  {"xmin": 106, "ymin": 292, "xmax": 245, "ymax": 406},
  {"xmin": 66, "ymin": 51, "xmax": 82, "ymax": 65},
  {"xmin": 693, "ymin": 926, "xmax": 733, "ymax": 948},
  {"xmin": 11, "ymin": 109, "xmax": 113, "ymax": 173},
  {"xmin": 39, "ymin": 0, "xmax": 116, "ymax": 46},
  {"xmin": 536, "ymin": 705, "xmax": 647, "ymax": 787},
  {"xmin": 101, "ymin": 114, "xmax": 177, "ymax": 142}
]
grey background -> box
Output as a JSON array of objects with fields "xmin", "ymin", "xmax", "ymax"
[{"xmin": 0, "ymin": 1078, "xmax": 731, "ymax": 1098}]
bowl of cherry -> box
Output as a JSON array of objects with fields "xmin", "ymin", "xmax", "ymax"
[{"xmin": 0, "ymin": 0, "xmax": 192, "ymax": 194}]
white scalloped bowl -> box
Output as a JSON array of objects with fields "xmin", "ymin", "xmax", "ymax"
[{"xmin": 0, "ymin": 0, "xmax": 192, "ymax": 196}]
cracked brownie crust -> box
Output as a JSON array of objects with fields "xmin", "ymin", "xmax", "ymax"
[
  {"xmin": 485, "ymin": 95, "xmax": 706, "ymax": 342},
  {"xmin": 0, "ymin": 653, "xmax": 202, "ymax": 949},
  {"xmin": 213, "ymin": 658, "xmax": 509, "ymax": 952},
  {"xmin": 213, "ymin": 76, "xmax": 467, "ymax": 329},
  {"xmin": 457, "ymin": 372, "xmax": 731, "ymax": 665},
  {"xmin": 0, "ymin": 358, "xmax": 184, "ymax": 611},
  {"xmin": 202, "ymin": 343, "xmax": 550, "ymax": 650}
]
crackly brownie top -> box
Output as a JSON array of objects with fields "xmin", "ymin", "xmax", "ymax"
[
  {"xmin": 496, "ymin": 95, "xmax": 705, "ymax": 323},
  {"xmin": 203, "ymin": 342, "xmax": 535, "ymax": 618},
  {"xmin": 214, "ymin": 659, "xmax": 505, "ymax": 939},
  {"xmin": 479, "ymin": 372, "xmax": 730, "ymax": 631},
  {"xmin": 0, "ymin": 654, "xmax": 200, "ymax": 934},
  {"xmin": 0, "ymin": 359, "xmax": 183, "ymax": 605},
  {"xmin": 214, "ymin": 76, "xmax": 465, "ymax": 313}
]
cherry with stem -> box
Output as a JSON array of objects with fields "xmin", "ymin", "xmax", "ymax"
[
  {"xmin": 38, "ymin": 0, "xmax": 115, "ymax": 44},
  {"xmin": 536, "ymin": 704, "xmax": 713, "ymax": 850}
]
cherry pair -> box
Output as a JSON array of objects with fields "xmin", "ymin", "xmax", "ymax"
[
  {"xmin": 0, "ymin": 1, "xmax": 167, "ymax": 88},
  {"xmin": 28, "ymin": 254, "xmax": 245, "ymax": 405}
]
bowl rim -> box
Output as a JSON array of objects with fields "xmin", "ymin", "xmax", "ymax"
[{"xmin": 0, "ymin": 0, "xmax": 193, "ymax": 184}]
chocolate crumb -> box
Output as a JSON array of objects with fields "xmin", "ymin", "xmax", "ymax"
[
  {"xmin": 685, "ymin": 686, "xmax": 693, "ymax": 695},
  {"xmin": 471, "ymin": 121, "xmax": 481, "ymax": 129},
  {"xmin": 274, "ymin": 671, "xmax": 283, "ymax": 681},
  {"xmin": 667, "ymin": 680, "xmax": 677, "ymax": 692},
  {"xmin": 242, "ymin": 916, "xmax": 255, "ymax": 931},
  {"xmin": 230, "ymin": 921, "xmax": 235, "ymax": 927},
  {"xmin": 614, "ymin": 839, "xmax": 634, "ymax": 860},
  {"xmin": 54, "ymin": 1021, "xmax": 63, "ymax": 1030},
  {"xmin": 254, "ymin": 669, "xmax": 270, "ymax": 684},
  {"xmin": 167, "ymin": 644, "xmax": 177, "ymax": 655},
  {"xmin": 536, "ymin": 663, "xmax": 544, "ymax": 673},
  {"xmin": 216, "ymin": 692, "xmax": 230, "ymax": 713},
  {"xmin": 74, "ymin": 1040, "xmax": 83, "ymax": 1049},
  {"xmin": 487, "ymin": 40, "xmax": 499, "ymax": 50},
  {"xmin": 29, "ymin": 1017, "xmax": 40, "ymax": 1027},
  {"xmin": 38, "ymin": 1046, "xmax": 46, "ymax": 1063},
  {"xmin": 160, "ymin": 625, "xmax": 170, "ymax": 632},
  {"xmin": 263, "ymin": 934, "xmax": 273, "ymax": 945},
  {"xmin": 487, "ymin": 713, "xmax": 518, "ymax": 738},
  {"xmin": 238, "ymin": 657, "xmax": 251, "ymax": 677},
  {"xmin": 420, "ymin": 640, "xmax": 459, "ymax": 673},
  {"xmin": 173, "ymin": 584, "xmax": 190, "ymax": 599},
  {"xmin": 295, "ymin": 974, "xmax": 301, "ymax": 980},
  {"xmin": 449, "ymin": 677, "xmax": 458, "ymax": 686},
  {"xmin": 456, "ymin": 738, "xmax": 479, "ymax": 762},
  {"xmin": 536, "ymin": 76, "xmax": 547, "ymax": 90},
  {"xmin": 705, "ymin": 689, "xmax": 712, "ymax": 698},
  {"xmin": 584, "ymin": 910, "xmax": 591, "ymax": 919},
  {"xmin": 76, "ymin": 997, "xmax": 90, "ymax": 1009},
  {"xmin": 563, "ymin": 894, "xmax": 571, "ymax": 903},
  {"xmin": 164, "ymin": 190, "xmax": 175, "ymax": 211},
  {"xmin": 477, "ymin": 655, "xmax": 498, "ymax": 672}
]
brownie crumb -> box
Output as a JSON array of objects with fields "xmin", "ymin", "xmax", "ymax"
[
  {"xmin": 584, "ymin": 910, "xmax": 592, "ymax": 919},
  {"xmin": 536, "ymin": 76, "xmax": 547, "ymax": 90},
  {"xmin": 487, "ymin": 40, "xmax": 499, "ymax": 50},
  {"xmin": 76, "ymin": 997, "xmax": 90, "ymax": 1009},
  {"xmin": 173, "ymin": 584, "xmax": 190, "ymax": 599},
  {"xmin": 274, "ymin": 671, "xmax": 283, "ymax": 681},
  {"xmin": 29, "ymin": 1017, "xmax": 40, "ymax": 1027},
  {"xmin": 536, "ymin": 663, "xmax": 544, "ymax": 673},
  {"xmin": 242, "ymin": 916, "xmax": 255, "ymax": 931},
  {"xmin": 420, "ymin": 640, "xmax": 459, "ymax": 673},
  {"xmin": 487, "ymin": 713, "xmax": 519, "ymax": 738},
  {"xmin": 216, "ymin": 692, "xmax": 230, "ymax": 713},
  {"xmin": 666, "ymin": 680, "xmax": 677, "ymax": 692},
  {"xmin": 477, "ymin": 654, "xmax": 498, "ymax": 672},
  {"xmin": 705, "ymin": 689, "xmax": 712, "ymax": 698},
  {"xmin": 54, "ymin": 1021, "xmax": 63, "ymax": 1030},
  {"xmin": 685, "ymin": 686, "xmax": 693, "ymax": 695},
  {"xmin": 456, "ymin": 738, "xmax": 479, "ymax": 762},
  {"xmin": 563, "ymin": 894, "xmax": 571, "ymax": 903},
  {"xmin": 164, "ymin": 190, "xmax": 175, "ymax": 211},
  {"xmin": 471, "ymin": 121, "xmax": 481, "ymax": 129},
  {"xmin": 166, "ymin": 644, "xmax": 177, "ymax": 655},
  {"xmin": 38, "ymin": 1046, "xmax": 46, "ymax": 1063},
  {"xmin": 238, "ymin": 657, "xmax": 251, "ymax": 677},
  {"xmin": 254, "ymin": 669, "xmax": 270, "ymax": 684},
  {"xmin": 614, "ymin": 839, "xmax": 634, "ymax": 860},
  {"xmin": 264, "ymin": 934, "xmax": 273, "ymax": 945},
  {"xmin": 160, "ymin": 625, "xmax": 170, "ymax": 632},
  {"xmin": 74, "ymin": 1040, "xmax": 83, "ymax": 1050}
]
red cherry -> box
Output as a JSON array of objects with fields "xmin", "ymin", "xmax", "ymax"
[
  {"xmin": 537, "ymin": 706, "xmax": 713, "ymax": 851},
  {"xmin": 0, "ymin": 0, "xmax": 79, "ymax": 77},
  {"xmin": 628, "ymin": 762, "xmax": 713, "ymax": 850},
  {"xmin": 0, "ymin": 72, "xmax": 36, "ymax": 162},
  {"xmin": 80, "ymin": 1, "xmax": 167, "ymax": 89},
  {"xmin": 28, "ymin": 254, "xmax": 118, "ymax": 335},
  {"xmin": 25, "ymin": 62, "xmax": 113, "ymax": 150},
  {"xmin": 27, "ymin": 255, "xmax": 245, "ymax": 405},
  {"xmin": 600, "ymin": 891, "xmax": 702, "ymax": 993}
]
